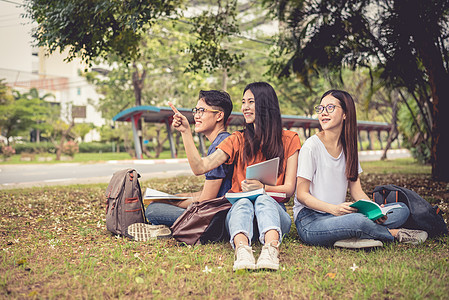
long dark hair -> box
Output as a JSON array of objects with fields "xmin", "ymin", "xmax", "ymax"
[
  {"xmin": 321, "ymin": 89, "xmax": 359, "ymax": 181},
  {"xmin": 242, "ymin": 82, "xmax": 284, "ymax": 174}
]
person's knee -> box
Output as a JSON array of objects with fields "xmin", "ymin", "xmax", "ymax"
[
  {"xmin": 231, "ymin": 198, "xmax": 253, "ymax": 212},
  {"xmin": 396, "ymin": 202, "xmax": 410, "ymax": 218},
  {"xmin": 254, "ymin": 195, "xmax": 276, "ymax": 208},
  {"xmin": 351, "ymin": 213, "xmax": 372, "ymax": 229},
  {"xmin": 145, "ymin": 202, "xmax": 163, "ymax": 222}
]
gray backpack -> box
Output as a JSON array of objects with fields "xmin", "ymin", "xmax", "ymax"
[{"xmin": 105, "ymin": 168, "xmax": 147, "ymax": 238}]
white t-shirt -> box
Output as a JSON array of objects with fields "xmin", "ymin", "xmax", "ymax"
[{"xmin": 293, "ymin": 134, "xmax": 362, "ymax": 220}]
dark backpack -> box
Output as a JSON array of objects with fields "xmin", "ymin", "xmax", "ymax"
[
  {"xmin": 105, "ymin": 169, "xmax": 147, "ymax": 238},
  {"xmin": 372, "ymin": 184, "xmax": 448, "ymax": 238},
  {"xmin": 171, "ymin": 196, "xmax": 232, "ymax": 245}
]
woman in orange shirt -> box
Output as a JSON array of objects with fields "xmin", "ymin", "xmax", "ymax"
[{"xmin": 171, "ymin": 82, "xmax": 300, "ymax": 271}]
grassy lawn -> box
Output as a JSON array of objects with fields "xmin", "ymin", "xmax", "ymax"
[{"xmin": 1, "ymin": 160, "xmax": 448, "ymax": 299}]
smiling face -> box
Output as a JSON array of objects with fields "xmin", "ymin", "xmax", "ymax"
[
  {"xmin": 193, "ymin": 98, "xmax": 221, "ymax": 134},
  {"xmin": 318, "ymin": 94, "xmax": 346, "ymax": 132},
  {"xmin": 242, "ymin": 89, "xmax": 256, "ymax": 124}
]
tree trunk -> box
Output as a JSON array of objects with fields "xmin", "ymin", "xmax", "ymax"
[
  {"xmin": 381, "ymin": 92, "xmax": 399, "ymax": 160},
  {"xmin": 55, "ymin": 121, "xmax": 75, "ymax": 161},
  {"xmin": 132, "ymin": 63, "xmax": 146, "ymax": 157},
  {"xmin": 412, "ymin": 35, "xmax": 449, "ymax": 181},
  {"xmin": 222, "ymin": 69, "xmax": 228, "ymax": 91}
]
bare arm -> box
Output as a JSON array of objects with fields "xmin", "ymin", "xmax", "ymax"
[
  {"xmin": 349, "ymin": 177, "xmax": 387, "ymax": 223},
  {"xmin": 348, "ymin": 178, "xmax": 370, "ymax": 201},
  {"xmin": 197, "ymin": 179, "xmax": 223, "ymax": 201},
  {"xmin": 169, "ymin": 102, "xmax": 229, "ymax": 175},
  {"xmin": 267, "ymin": 150, "xmax": 299, "ymax": 197},
  {"xmin": 160, "ymin": 177, "xmax": 224, "ymax": 209},
  {"xmin": 296, "ymin": 176, "xmax": 357, "ymax": 216}
]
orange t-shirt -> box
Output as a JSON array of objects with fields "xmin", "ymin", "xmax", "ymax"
[{"xmin": 217, "ymin": 130, "xmax": 301, "ymax": 193}]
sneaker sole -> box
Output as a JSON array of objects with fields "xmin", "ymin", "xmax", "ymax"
[
  {"xmin": 256, "ymin": 262, "xmax": 279, "ymax": 271},
  {"xmin": 127, "ymin": 223, "xmax": 172, "ymax": 241},
  {"xmin": 334, "ymin": 239, "xmax": 383, "ymax": 249},
  {"xmin": 233, "ymin": 263, "xmax": 256, "ymax": 271}
]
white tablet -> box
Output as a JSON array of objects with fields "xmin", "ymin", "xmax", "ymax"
[{"xmin": 246, "ymin": 157, "xmax": 279, "ymax": 186}]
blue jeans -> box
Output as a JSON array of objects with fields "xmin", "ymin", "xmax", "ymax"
[
  {"xmin": 295, "ymin": 202, "xmax": 410, "ymax": 246},
  {"xmin": 145, "ymin": 202, "xmax": 185, "ymax": 227},
  {"xmin": 225, "ymin": 194, "xmax": 292, "ymax": 248}
]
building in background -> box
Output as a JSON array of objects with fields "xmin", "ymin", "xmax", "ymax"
[{"xmin": 0, "ymin": 0, "xmax": 104, "ymax": 142}]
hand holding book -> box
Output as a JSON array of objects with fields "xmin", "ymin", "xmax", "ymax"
[{"xmin": 350, "ymin": 199, "xmax": 402, "ymax": 221}]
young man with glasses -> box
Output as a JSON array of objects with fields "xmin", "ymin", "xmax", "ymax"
[{"xmin": 127, "ymin": 90, "xmax": 234, "ymax": 240}]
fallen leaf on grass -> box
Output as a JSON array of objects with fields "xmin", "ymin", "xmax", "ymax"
[
  {"xmin": 325, "ymin": 272, "xmax": 336, "ymax": 279},
  {"xmin": 135, "ymin": 277, "xmax": 144, "ymax": 284},
  {"xmin": 17, "ymin": 258, "xmax": 27, "ymax": 266}
]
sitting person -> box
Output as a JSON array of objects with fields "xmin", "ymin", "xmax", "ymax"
[
  {"xmin": 294, "ymin": 89, "xmax": 428, "ymax": 248},
  {"xmin": 171, "ymin": 82, "xmax": 300, "ymax": 271},
  {"xmin": 127, "ymin": 90, "xmax": 233, "ymax": 240}
]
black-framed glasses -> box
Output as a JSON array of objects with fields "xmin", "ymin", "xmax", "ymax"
[
  {"xmin": 314, "ymin": 104, "xmax": 341, "ymax": 114},
  {"xmin": 191, "ymin": 107, "xmax": 221, "ymax": 117}
]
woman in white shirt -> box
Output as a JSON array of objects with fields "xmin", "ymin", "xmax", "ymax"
[{"xmin": 294, "ymin": 89, "xmax": 428, "ymax": 247}]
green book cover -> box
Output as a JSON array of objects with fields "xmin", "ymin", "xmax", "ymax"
[{"xmin": 350, "ymin": 200, "xmax": 401, "ymax": 220}]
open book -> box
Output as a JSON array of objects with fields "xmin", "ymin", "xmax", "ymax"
[
  {"xmin": 225, "ymin": 188, "xmax": 287, "ymax": 204},
  {"xmin": 350, "ymin": 199, "xmax": 402, "ymax": 220},
  {"xmin": 143, "ymin": 188, "xmax": 190, "ymax": 205}
]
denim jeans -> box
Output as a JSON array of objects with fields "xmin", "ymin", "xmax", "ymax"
[
  {"xmin": 295, "ymin": 202, "xmax": 410, "ymax": 247},
  {"xmin": 225, "ymin": 194, "xmax": 292, "ymax": 248},
  {"xmin": 145, "ymin": 202, "xmax": 185, "ymax": 227}
]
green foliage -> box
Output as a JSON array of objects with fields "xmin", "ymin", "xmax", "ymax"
[
  {"xmin": 0, "ymin": 88, "xmax": 56, "ymax": 143},
  {"xmin": 13, "ymin": 142, "xmax": 56, "ymax": 154},
  {"xmin": 0, "ymin": 79, "xmax": 13, "ymax": 105},
  {"xmin": 262, "ymin": 0, "xmax": 449, "ymax": 180},
  {"xmin": 78, "ymin": 142, "xmax": 125, "ymax": 153},
  {"xmin": 72, "ymin": 123, "xmax": 95, "ymax": 142},
  {"xmin": 186, "ymin": 0, "xmax": 243, "ymax": 73},
  {"xmin": 398, "ymin": 99, "xmax": 431, "ymax": 163},
  {"xmin": 84, "ymin": 20, "xmax": 212, "ymax": 118},
  {"xmin": 24, "ymin": 0, "xmax": 180, "ymax": 65}
]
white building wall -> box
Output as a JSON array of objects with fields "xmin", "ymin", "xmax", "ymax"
[{"xmin": 0, "ymin": 1, "xmax": 105, "ymax": 142}]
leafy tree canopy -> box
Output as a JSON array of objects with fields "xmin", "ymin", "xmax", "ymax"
[
  {"xmin": 24, "ymin": 0, "xmax": 180, "ymax": 65},
  {"xmin": 262, "ymin": 0, "xmax": 449, "ymax": 181}
]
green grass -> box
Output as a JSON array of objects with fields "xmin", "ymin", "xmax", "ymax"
[
  {"xmin": 0, "ymin": 151, "xmax": 181, "ymax": 164},
  {"xmin": 361, "ymin": 158, "xmax": 432, "ymax": 175},
  {"xmin": 1, "ymin": 160, "xmax": 448, "ymax": 299}
]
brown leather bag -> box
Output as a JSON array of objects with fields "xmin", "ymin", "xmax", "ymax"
[{"xmin": 170, "ymin": 196, "xmax": 232, "ymax": 245}]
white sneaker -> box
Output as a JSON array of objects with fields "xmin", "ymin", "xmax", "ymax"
[
  {"xmin": 256, "ymin": 242, "xmax": 279, "ymax": 270},
  {"xmin": 396, "ymin": 229, "xmax": 428, "ymax": 245},
  {"xmin": 233, "ymin": 242, "xmax": 256, "ymax": 271},
  {"xmin": 126, "ymin": 223, "xmax": 172, "ymax": 241},
  {"xmin": 334, "ymin": 238, "xmax": 383, "ymax": 249}
]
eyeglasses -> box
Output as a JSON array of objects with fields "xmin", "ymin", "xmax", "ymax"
[
  {"xmin": 191, "ymin": 107, "xmax": 221, "ymax": 117},
  {"xmin": 314, "ymin": 104, "xmax": 341, "ymax": 114}
]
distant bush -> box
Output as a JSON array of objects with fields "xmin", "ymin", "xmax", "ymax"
[
  {"xmin": 78, "ymin": 142, "xmax": 126, "ymax": 153},
  {"xmin": 1, "ymin": 145, "xmax": 16, "ymax": 159},
  {"xmin": 13, "ymin": 142, "xmax": 56, "ymax": 154},
  {"xmin": 62, "ymin": 141, "xmax": 79, "ymax": 157},
  {"xmin": 12, "ymin": 142, "xmax": 128, "ymax": 154}
]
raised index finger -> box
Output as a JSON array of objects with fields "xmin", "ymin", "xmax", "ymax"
[{"xmin": 168, "ymin": 101, "xmax": 180, "ymax": 114}]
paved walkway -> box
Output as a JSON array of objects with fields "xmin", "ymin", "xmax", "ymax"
[{"xmin": 0, "ymin": 149, "xmax": 410, "ymax": 189}]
